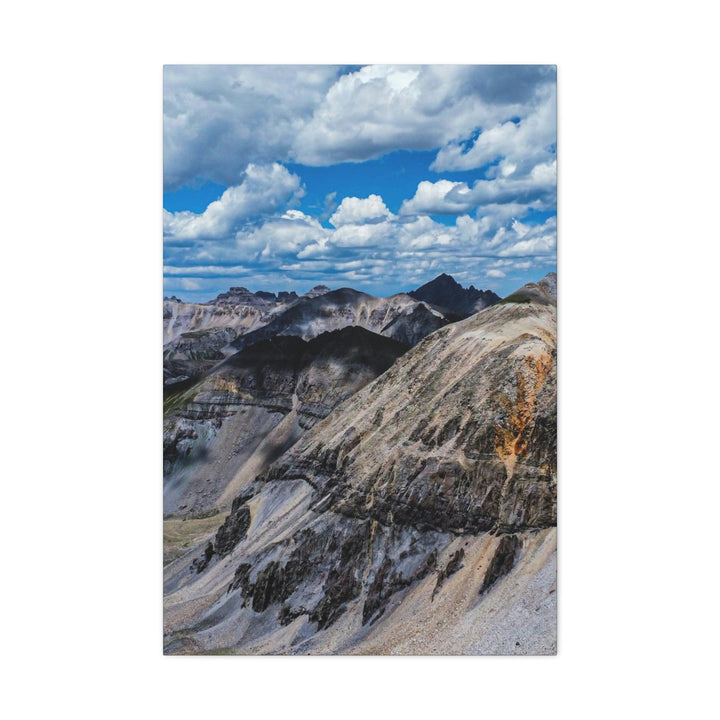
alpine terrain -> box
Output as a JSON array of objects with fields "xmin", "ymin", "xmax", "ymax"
[{"xmin": 163, "ymin": 273, "xmax": 556, "ymax": 655}]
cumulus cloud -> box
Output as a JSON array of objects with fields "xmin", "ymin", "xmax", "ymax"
[
  {"xmin": 163, "ymin": 65, "xmax": 557, "ymax": 300},
  {"xmin": 329, "ymin": 194, "xmax": 392, "ymax": 227},
  {"xmin": 399, "ymin": 180, "xmax": 474, "ymax": 215},
  {"xmin": 165, "ymin": 202, "xmax": 555, "ymax": 291},
  {"xmin": 446, "ymin": 159, "xmax": 556, "ymax": 207},
  {"xmin": 164, "ymin": 65, "xmax": 345, "ymax": 189},
  {"xmin": 164, "ymin": 65, "xmax": 556, "ymax": 189},
  {"xmin": 431, "ymin": 83, "xmax": 556, "ymax": 173},
  {"xmin": 292, "ymin": 65, "xmax": 554, "ymax": 167},
  {"xmin": 496, "ymin": 217, "xmax": 557, "ymax": 257},
  {"xmin": 163, "ymin": 164, "xmax": 303, "ymax": 242}
]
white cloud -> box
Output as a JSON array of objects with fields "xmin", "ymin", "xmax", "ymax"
[
  {"xmin": 447, "ymin": 159, "xmax": 556, "ymax": 206},
  {"xmin": 329, "ymin": 194, "xmax": 392, "ymax": 227},
  {"xmin": 292, "ymin": 65, "xmax": 555, "ymax": 167},
  {"xmin": 164, "ymin": 65, "xmax": 556, "ymax": 188},
  {"xmin": 167, "ymin": 206, "xmax": 555, "ymax": 283},
  {"xmin": 431, "ymin": 84, "xmax": 556, "ymax": 173},
  {"xmin": 164, "ymin": 65, "xmax": 344, "ymax": 189},
  {"xmin": 163, "ymin": 66, "xmax": 557, "ymax": 298},
  {"xmin": 163, "ymin": 164, "xmax": 303, "ymax": 241},
  {"xmin": 496, "ymin": 216, "xmax": 557, "ymax": 256},
  {"xmin": 399, "ymin": 180, "xmax": 474, "ymax": 215}
]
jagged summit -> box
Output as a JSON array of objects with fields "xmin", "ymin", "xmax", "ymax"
[
  {"xmin": 208, "ymin": 287, "xmax": 299, "ymax": 306},
  {"xmin": 303, "ymin": 285, "xmax": 332, "ymax": 299},
  {"xmin": 408, "ymin": 274, "xmax": 501, "ymax": 317}
]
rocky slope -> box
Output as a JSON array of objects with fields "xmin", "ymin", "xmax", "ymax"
[
  {"xmin": 164, "ymin": 327, "xmax": 409, "ymax": 517},
  {"xmin": 163, "ymin": 327, "xmax": 239, "ymax": 385},
  {"xmin": 380, "ymin": 302, "xmax": 450, "ymax": 346},
  {"xmin": 409, "ymin": 273, "xmax": 500, "ymax": 317},
  {"xmin": 163, "ymin": 274, "xmax": 557, "ymax": 655}
]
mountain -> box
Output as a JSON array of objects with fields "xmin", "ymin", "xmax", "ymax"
[
  {"xmin": 164, "ymin": 326, "xmax": 409, "ymax": 518},
  {"xmin": 229, "ymin": 288, "xmax": 450, "ymax": 353},
  {"xmin": 408, "ymin": 273, "xmax": 501, "ymax": 317},
  {"xmin": 164, "ymin": 285, "xmax": 450, "ymax": 386},
  {"xmin": 163, "ymin": 274, "xmax": 557, "ymax": 655}
]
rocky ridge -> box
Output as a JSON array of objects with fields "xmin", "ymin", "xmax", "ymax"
[{"xmin": 229, "ymin": 288, "xmax": 448, "ymax": 354}]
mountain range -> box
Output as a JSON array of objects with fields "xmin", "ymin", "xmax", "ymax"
[
  {"xmin": 163, "ymin": 275, "xmax": 495, "ymax": 387},
  {"xmin": 163, "ymin": 273, "xmax": 556, "ymax": 654}
]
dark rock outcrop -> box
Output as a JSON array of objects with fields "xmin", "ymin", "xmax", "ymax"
[
  {"xmin": 409, "ymin": 273, "xmax": 500, "ymax": 317},
  {"xmin": 480, "ymin": 535, "xmax": 521, "ymax": 594},
  {"xmin": 433, "ymin": 548, "xmax": 465, "ymax": 598},
  {"xmin": 214, "ymin": 504, "xmax": 251, "ymax": 557}
]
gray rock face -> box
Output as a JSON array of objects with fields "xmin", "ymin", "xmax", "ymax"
[
  {"xmin": 163, "ymin": 299, "xmax": 276, "ymax": 346},
  {"xmin": 381, "ymin": 303, "xmax": 450, "ymax": 346},
  {"xmin": 163, "ymin": 275, "xmax": 557, "ymax": 655},
  {"xmin": 163, "ymin": 327, "xmax": 238, "ymax": 384}
]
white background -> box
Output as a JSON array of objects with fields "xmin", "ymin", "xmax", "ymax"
[{"xmin": 2, "ymin": 2, "xmax": 718, "ymax": 718}]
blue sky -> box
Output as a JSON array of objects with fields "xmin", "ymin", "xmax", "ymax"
[{"xmin": 163, "ymin": 65, "xmax": 556, "ymax": 301}]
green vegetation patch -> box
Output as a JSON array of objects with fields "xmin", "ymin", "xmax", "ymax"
[
  {"xmin": 498, "ymin": 293, "xmax": 533, "ymax": 304},
  {"xmin": 163, "ymin": 511, "xmax": 229, "ymax": 565},
  {"xmin": 163, "ymin": 379, "xmax": 200, "ymax": 414}
]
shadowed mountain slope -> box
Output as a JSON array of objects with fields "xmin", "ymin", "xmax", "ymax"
[{"xmin": 164, "ymin": 327, "xmax": 409, "ymax": 517}]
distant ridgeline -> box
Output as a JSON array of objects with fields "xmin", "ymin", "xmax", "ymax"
[{"xmin": 164, "ymin": 274, "xmax": 499, "ymax": 318}]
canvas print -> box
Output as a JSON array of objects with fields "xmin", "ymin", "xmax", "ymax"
[{"xmin": 163, "ymin": 65, "xmax": 557, "ymax": 655}]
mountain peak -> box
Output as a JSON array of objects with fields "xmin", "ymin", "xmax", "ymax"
[
  {"xmin": 408, "ymin": 274, "xmax": 500, "ymax": 318},
  {"xmin": 427, "ymin": 273, "xmax": 460, "ymax": 287},
  {"xmin": 303, "ymin": 285, "xmax": 332, "ymax": 299}
]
